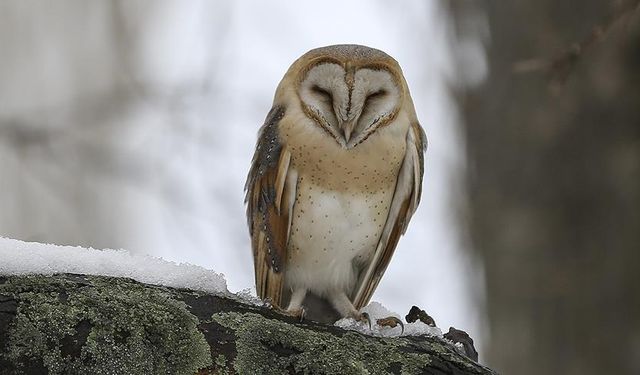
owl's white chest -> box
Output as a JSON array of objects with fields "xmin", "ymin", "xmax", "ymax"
[
  {"xmin": 279, "ymin": 117, "xmax": 406, "ymax": 298},
  {"xmin": 285, "ymin": 178, "xmax": 394, "ymax": 297}
]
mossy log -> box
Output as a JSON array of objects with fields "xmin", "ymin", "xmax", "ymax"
[{"xmin": 0, "ymin": 274, "xmax": 495, "ymax": 374}]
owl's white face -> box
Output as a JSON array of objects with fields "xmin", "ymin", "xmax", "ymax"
[{"xmin": 299, "ymin": 63, "xmax": 401, "ymax": 148}]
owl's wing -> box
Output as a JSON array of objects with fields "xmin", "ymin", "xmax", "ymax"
[
  {"xmin": 245, "ymin": 106, "xmax": 296, "ymax": 308},
  {"xmin": 352, "ymin": 122, "xmax": 427, "ymax": 310}
]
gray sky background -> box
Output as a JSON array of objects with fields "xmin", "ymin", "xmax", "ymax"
[{"xmin": 0, "ymin": 0, "xmax": 486, "ymax": 346}]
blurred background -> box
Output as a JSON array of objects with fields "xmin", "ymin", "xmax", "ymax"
[{"xmin": 0, "ymin": 1, "xmax": 638, "ymax": 374}]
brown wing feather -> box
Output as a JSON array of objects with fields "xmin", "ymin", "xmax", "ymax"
[
  {"xmin": 352, "ymin": 122, "xmax": 426, "ymax": 309},
  {"xmin": 245, "ymin": 106, "xmax": 294, "ymax": 307}
]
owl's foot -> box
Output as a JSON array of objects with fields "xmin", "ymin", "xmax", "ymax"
[
  {"xmin": 277, "ymin": 288, "xmax": 308, "ymax": 322},
  {"xmin": 376, "ymin": 316, "xmax": 405, "ymax": 334},
  {"xmin": 287, "ymin": 307, "xmax": 307, "ymax": 322},
  {"xmin": 272, "ymin": 305, "xmax": 307, "ymax": 322}
]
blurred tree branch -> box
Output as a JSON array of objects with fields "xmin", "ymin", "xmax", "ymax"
[{"xmin": 512, "ymin": 0, "xmax": 640, "ymax": 90}]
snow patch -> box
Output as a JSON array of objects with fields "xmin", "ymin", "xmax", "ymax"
[
  {"xmin": 0, "ymin": 237, "xmax": 228, "ymax": 295},
  {"xmin": 1, "ymin": 237, "xmax": 443, "ymax": 337},
  {"xmin": 335, "ymin": 301, "xmax": 442, "ymax": 338}
]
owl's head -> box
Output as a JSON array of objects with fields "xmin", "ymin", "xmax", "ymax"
[{"xmin": 276, "ymin": 45, "xmax": 413, "ymax": 148}]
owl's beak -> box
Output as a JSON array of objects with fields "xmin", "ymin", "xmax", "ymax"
[{"xmin": 341, "ymin": 120, "xmax": 356, "ymax": 143}]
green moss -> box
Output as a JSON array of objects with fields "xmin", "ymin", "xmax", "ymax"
[
  {"xmin": 211, "ymin": 311, "xmax": 434, "ymax": 375},
  {"xmin": 1, "ymin": 274, "xmax": 487, "ymax": 374},
  {"xmin": 417, "ymin": 338, "xmax": 480, "ymax": 372},
  {"xmin": 214, "ymin": 354, "xmax": 229, "ymax": 374},
  {"xmin": 1, "ymin": 275, "xmax": 211, "ymax": 375}
]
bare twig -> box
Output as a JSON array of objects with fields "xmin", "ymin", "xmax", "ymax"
[{"xmin": 512, "ymin": 0, "xmax": 640, "ymax": 87}]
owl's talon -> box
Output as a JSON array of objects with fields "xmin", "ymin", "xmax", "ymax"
[
  {"xmin": 285, "ymin": 307, "xmax": 307, "ymax": 322},
  {"xmin": 269, "ymin": 304, "xmax": 306, "ymax": 322},
  {"xmin": 376, "ymin": 316, "xmax": 405, "ymax": 334},
  {"xmin": 298, "ymin": 307, "xmax": 307, "ymax": 322},
  {"xmin": 359, "ymin": 312, "xmax": 372, "ymax": 329}
]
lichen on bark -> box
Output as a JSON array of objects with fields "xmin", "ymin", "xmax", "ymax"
[
  {"xmin": 0, "ymin": 274, "xmax": 495, "ymax": 375},
  {"xmin": 0, "ymin": 274, "xmax": 211, "ymax": 375},
  {"xmin": 212, "ymin": 311, "xmax": 436, "ymax": 374}
]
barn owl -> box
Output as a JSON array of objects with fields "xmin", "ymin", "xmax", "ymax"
[{"xmin": 246, "ymin": 45, "xmax": 426, "ymax": 328}]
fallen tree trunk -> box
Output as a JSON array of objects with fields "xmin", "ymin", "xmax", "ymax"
[{"xmin": 0, "ymin": 274, "xmax": 495, "ymax": 374}]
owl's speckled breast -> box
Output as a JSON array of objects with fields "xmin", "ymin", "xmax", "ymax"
[
  {"xmin": 280, "ymin": 116, "xmax": 407, "ymax": 296},
  {"xmin": 281, "ymin": 113, "xmax": 407, "ymax": 193}
]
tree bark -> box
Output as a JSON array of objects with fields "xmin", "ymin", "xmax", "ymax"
[
  {"xmin": 449, "ymin": 1, "xmax": 640, "ymax": 374},
  {"xmin": 0, "ymin": 274, "xmax": 495, "ymax": 375}
]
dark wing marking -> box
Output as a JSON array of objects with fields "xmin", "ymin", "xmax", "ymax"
[{"xmin": 245, "ymin": 106, "xmax": 294, "ymax": 307}]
